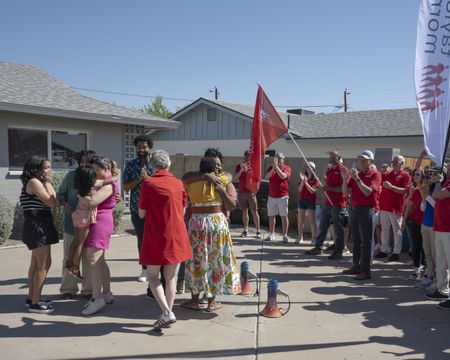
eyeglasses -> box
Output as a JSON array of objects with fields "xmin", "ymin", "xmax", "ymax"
[
  {"xmin": 413, "ymin": 173, "xmax": 421, "ymax": 176},
  {"xmin": 391, "ymin": 160, "xmax": 400, "ymax": 163}
]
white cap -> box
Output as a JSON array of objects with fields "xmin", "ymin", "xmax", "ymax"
[
  {"xmin": 358, "ymin": 150, "xmax": 374, "ymax": 160},
  {"xmin": 307, "ymin": 161, "xmax": 316, "ymax": 170}
]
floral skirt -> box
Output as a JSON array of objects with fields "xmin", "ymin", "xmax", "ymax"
[{"xmin": 185, "ymin": 212, "xmax": 241, "ymax": 297}]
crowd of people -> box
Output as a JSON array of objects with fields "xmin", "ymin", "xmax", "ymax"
[
  {"xmin": 19, "ymin": 135, "xmax": 450, "ymax": 329},
  {"xmin": 234, "ymin": 148, "xmax": 450, "ymax": 309}
]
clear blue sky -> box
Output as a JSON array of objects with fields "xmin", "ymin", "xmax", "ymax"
[{"xmin": 0, "ymin": 0, "xmax": 420, "ymax": 113}]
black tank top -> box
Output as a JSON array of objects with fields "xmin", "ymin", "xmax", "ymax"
[{"xmin": 20, "ymin": 184, "xmax": 51, "ymax": 212}]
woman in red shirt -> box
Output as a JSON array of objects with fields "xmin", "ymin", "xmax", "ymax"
[
  {"xmin": 297, "ymin": 162, "xmax": 320, "ymax": 245},
  {"xmin": 138, "ymin": 150, "xmax": 192, "ymax": 330},
  {"xmin": 402, "ymin": 169, "xmax": 425, "ymax": 280}
]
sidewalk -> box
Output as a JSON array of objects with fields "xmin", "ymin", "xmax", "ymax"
[{"xmin": 0, "ymin": 227, "xmax": 449, "ymax": 360}]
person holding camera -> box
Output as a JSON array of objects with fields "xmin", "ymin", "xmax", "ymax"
[{"xmin": 235, "ymin": 150, "xmax": 261, "ymax": 239}]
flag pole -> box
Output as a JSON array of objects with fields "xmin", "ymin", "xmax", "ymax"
[
  {"xmin": 286, "ymin": 130, "xmax": 335, "ymax": 206},
  {"xmin": 441, "ymin": 119, "xmax": 450, "ymax": 172}
]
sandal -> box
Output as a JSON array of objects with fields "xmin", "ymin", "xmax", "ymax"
[
  {"xmin": 205, "ymin": 301, "xmax": 223, "ymax": 312},
  {"xmin": 180, "ymin": 300, "xmax": 201, "ymax": 311},
  {"xmin": 68, "ymin": 265, "xmax": 83, "ymax": 280}
]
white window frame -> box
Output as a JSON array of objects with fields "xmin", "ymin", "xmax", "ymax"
[{"xmin": 7, "ymin": 125, "xmax": 90, "ymax": 172}]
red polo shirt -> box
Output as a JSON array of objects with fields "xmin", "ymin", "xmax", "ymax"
[
  {"xmin": 348, "ymin": 169, "xmax": 382, "ymax": 208},
  {"xmin": 434, "ymin": 179, "xmax": 450, "ymax": 232},
  {"xmin": 298, "ymin": 178, "xmax": 320, "ymax": 204},
  {"xmin": 325, "ymin": 163, "xmax": 347, "ymax": 208},
  {"xmin": 410, "ymin": 188, "xmax": 424, "ymax": 226},
  {"xmin": 267, "ymin": 164, "xmax": 291, "ymax": 198},
  {"xmin": 235, "ymin": 163, "xmax": 251, "ymax": 193},
  {"xmin": 379, "ymin": 170, "xmax": 412, "ymax": 215}
]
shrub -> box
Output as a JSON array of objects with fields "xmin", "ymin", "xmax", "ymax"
[
  {"xmin": 52, "ymin": 170, "xmax": 69, "ymax": 239},
  {"xmin": 11, "ymin": 202, "xmax": 24, "ymax": 240},
  {"xmin": 0, "ymin": 194, "xmax": 14, "ymax": 245},
  {"xmin": 113, "ymin": 199, "xmax": 126, "ymax": 235}
]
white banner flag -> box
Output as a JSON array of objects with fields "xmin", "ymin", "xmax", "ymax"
[{"xmin": 415, "ymin": 0, "xmax": 450, "ymax": 166}]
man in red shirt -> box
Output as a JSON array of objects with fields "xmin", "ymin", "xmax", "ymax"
[
  {"xmin": 426, "ymin": 165, "xmax": 450, "ymax": 309},
  {"xmin": 341, "ymin": 150, "xmax": 381, "ymax": 280},
  {"xmin": 306, "ymin": 150, "xmax": 348, "ymax": 259},
  {"xmin": 375, "ymin": 155, "xmax": 412, "ymax": 262},
  {"xmin": 264, "ymin": 152, "xmax": 291, "ymax": 243},
  {"xmin": 235, "ymin": 150, "xmax": 261, "ymax": 239}
]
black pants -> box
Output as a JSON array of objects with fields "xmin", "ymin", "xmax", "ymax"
[
  {"xmin": 350, "ymin": 206, "xmax": 373, "ymax": 274},
  {"xmin": 406, "ymin": 219, "xmax": 424, "ymax": 268},
  {"xmin": 316, "ymin": 206, "xmax": 347, "ymax": 252}
]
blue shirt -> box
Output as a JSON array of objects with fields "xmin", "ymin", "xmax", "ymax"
[
  {"xmin": 422, "ymin": 196, "xmax": 435, "ymax": 227},
  {"xmin": 123, "ymin": 157, "xmax": 152, "ymax": 214},
  {"xmin": 57, "ymin": 170, "xmax": 78, "ymax": 235}
]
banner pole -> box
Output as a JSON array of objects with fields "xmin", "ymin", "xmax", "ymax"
[
  {"xmin": 286, "ymin": 130, "xmax": 335, "ymax": 206},
  {"xmin": 441, "ymin": 118, "xmax": 450, "ymax": 172}
]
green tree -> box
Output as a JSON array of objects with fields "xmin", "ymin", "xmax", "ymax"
[{"xmin": 141, "ymin": 96, "xmax": 173, "ymax": 119}]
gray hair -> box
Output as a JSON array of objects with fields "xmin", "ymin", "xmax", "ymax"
[{"xmin": 150, "ymin": 150, "xmax": 171, "ymax": 170}]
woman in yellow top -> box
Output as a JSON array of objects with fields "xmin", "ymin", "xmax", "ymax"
[{"xmin": 182, "ymin": 156, "xmax": 241, "ymax": 312}]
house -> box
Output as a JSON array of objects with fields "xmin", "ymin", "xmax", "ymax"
[
  {"xmin": 0, "ymin": 61, "xmax": 180, "ymax": 205},
  {"xmin": 152, "ymin": 97, "xmax": 425, "ymax": 161}
]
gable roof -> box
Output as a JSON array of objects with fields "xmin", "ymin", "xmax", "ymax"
[
  {"xmin": 0, "ymin": 61, "xmax": 179, "ymax": 129},
  {"xmin": 172, "ymin": 97, "xmax": 422, "ymax": 139},
  {"xmin": 170, "ymin": 97, "xmax": 256, "ymax": 122}
]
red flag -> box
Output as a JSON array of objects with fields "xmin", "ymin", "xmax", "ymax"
[{"xmin": 246, "ymin": 85, "xmax": 289, "ymax": 193}]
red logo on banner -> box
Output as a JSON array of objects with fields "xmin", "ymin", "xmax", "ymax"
[{"xmin": 419, "ymin": 63, "xmax": 448, "ymax": 111}]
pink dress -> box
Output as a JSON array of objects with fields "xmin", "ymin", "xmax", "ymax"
[
  {"xmin": 72, "ymin": 194, "xmax": 97, "ymax": 228},
  {"xmin": 85, "ymin": 181, "xmax": 118, "ymax": 250}
]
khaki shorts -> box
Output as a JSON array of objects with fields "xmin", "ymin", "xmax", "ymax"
[
  {"xmin": 238, "ymin": 192, "xmax": 258, "ymax": 210},
  {"xmin": 267, "ymin": 196, "xmax": 289, "ymax": 217}
]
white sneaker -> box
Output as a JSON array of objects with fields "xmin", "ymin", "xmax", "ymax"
[
  {"xmin": 153, "ymin": 311, "xmax": 177, "ymax": 330},
  {"xmin": 295, "ymin": 237, "xmax": 304, "ymax": 245},
  {"xmin": 282, "ymin": 235, "xmax": 289, "ymax": 244},
  {"xmin": 264, "ymin": 234, "xmax": 275, "ymax": 241},
  {"xmin": 137, "ymin": 269, "xmax": 147, "ymax": 282},
  {"xmin": 103, "ymin": 292, "xmax": 114, "ymax": 304},
  {"xmin": 82, "ymin": 297, "xmax": 106, "ymax": 316}
]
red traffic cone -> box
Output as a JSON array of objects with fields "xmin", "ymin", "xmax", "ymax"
[
  {"xmin": 239, "ymin": 262, "xmax": 253, "ymax": 295},
  {"xmin": 261, "ymin": 278, "xmax": 282, "ymax": 318}
]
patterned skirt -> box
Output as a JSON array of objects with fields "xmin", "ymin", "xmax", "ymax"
[{"xmin": 185, "ymin": 212, "xmax": 241, "ymax": 297}]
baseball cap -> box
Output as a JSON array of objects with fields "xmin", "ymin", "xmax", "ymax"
[
  {"xmin": 358, "ymin": 150, "xmax": 374, "ymax": 160},
  {"xmin": 307, "ymin": 161, "xmax": 316, "ymax": 170}
]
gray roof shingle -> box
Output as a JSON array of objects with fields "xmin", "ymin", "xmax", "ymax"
[
  {"xmin": 0, "ymin": 61, "xmax": 179, "ymax": 128},
  {"xmin": 287, "ymin": 108, "xmax": 422, "ymax": 138}
]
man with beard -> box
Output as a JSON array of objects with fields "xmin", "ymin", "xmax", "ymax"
[{"xmin": 123, "ymin": 135, "xmax": 153, "ymax": 286}]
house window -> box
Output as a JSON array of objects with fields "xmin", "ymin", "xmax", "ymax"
[
  {"xmin": 51, "ymin": 130, "xmax": 87, "ymax": 169},
  {"xmin": 8, "ymin": 128, "xmax": 87, "ymax": 169},
  {"xmin": 8, "ymin": 129, "xmax": 48, "ymax": 168},
  {"xmin": 207, "ymin": 108, "xmax": 217, "ymax": 121}
]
